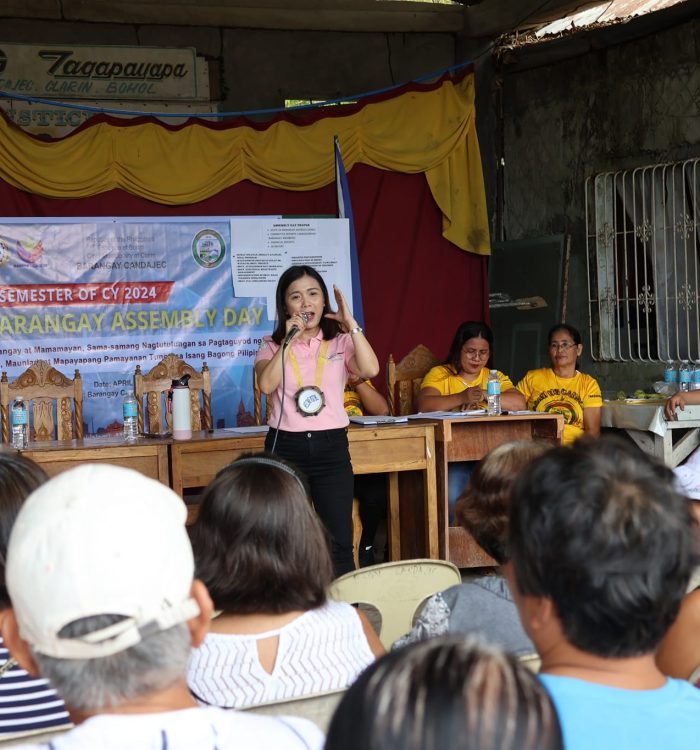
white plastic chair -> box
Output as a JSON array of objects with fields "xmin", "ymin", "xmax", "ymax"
[
  {"xmin": 240, "ymin": 688, "xmax": 346, "ymax": 733},
  {"xmin": 519, "ymin": 652, "xmax": 542, "ymax": 673},
  {"xmin": 328, "ymin": 558, "xmax": 461, "ymax": 649}
]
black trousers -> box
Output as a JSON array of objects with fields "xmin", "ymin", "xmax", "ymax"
[{"xmin": 266, "ymin": 427, "xmax": 355, "ymax": 576}]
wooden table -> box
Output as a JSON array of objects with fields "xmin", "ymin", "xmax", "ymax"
[
  {"xmin": 24, "ymin": 435, "xmax": 170, "ymax": 484},
  {"xmin": 424, "ymin": 412, "xmax": 564, "ymax": 567},
  {"xmin": 170, "ymin": 423, "xmax": 438, "ymax": 559},
  {"xmin": 17, "ymin": 423, "xmax": 438, "ymax": 561},
  {"xmin": 602, "ymin": 400, "xmax": 700, "ymax": 467}
]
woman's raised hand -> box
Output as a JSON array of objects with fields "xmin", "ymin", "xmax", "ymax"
[{"xmin": 325, "ymin": 285, "xmax": 357, "ymax": 331}]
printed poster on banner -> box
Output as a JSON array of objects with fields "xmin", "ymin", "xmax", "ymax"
[{"xmin": 0, "ymin": 216, "xmax": 351, "ymax": 435}]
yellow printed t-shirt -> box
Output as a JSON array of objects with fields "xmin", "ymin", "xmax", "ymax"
[
  {"xmin": 516, "ymin": 368, "xmax": 602, "ymax": 445},
  {"xmin": 344, "ymin": 380, "xmax": 377, "ymax": 417},
  {"xmin": 420, "ymin": 365, "xmax": 515, "ymax": 410}
]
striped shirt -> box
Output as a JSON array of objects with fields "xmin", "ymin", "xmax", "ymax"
[
  {"xmin": 0, "ymin": 638, "xmax": 70, "ymax": 735},
  {"xmin": 187, "ymin": 600, "xmax": 374, "ymax": 708}
]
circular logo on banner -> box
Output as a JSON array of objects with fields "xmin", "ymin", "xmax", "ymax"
[
  {"xmin": 192, "ymin": 229, "xmax": 226, "ymax": 269},
  {"xmin": 0, "ymin": 241, "xmax": 9, "ymax": 267},
  {"xmin": 17, "ymin": 239, "xmax": 44, "ymax": 264}
]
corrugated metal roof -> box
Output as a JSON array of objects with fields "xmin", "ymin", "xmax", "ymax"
[{"xmin": 534, "ymin": 0, "xmax": 688, "ymax": 37}]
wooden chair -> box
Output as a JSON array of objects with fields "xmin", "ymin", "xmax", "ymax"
[
  {"xmin": 386, "ymin": 344, "xmax": 439, "ymax": 416},
  {"xmin": 0, "ymin": 360, "xmax": 83, "ymax": 442},
  {"xmin": 253, "ymin": 369, "xmax": 273, "ymax": 426},
  {"xmin": 329, "ymin": 558, "xmax": 461, "ymax": 649},
  {"xmin": 134, "ymin": 354, "xmax": 211, "ymax": 435}
]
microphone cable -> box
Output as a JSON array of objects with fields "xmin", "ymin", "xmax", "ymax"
[
  {"xmin": 269, "ymin": 341, "xmax": 289, "ymax": 455},
  {"xmin": 269, "ymin": 312, "xmax": 309, "ymax": 455}
]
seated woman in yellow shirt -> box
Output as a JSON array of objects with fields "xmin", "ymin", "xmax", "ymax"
[
  {"xmin": 417, "ymin": 321, "xmax": 525, "ymax": 414},
  {"xmin": 418, "ymin": 321, "xmax": 525, "ymax": 519},
  {"xmin": 516, "ymin": 323, "xmax": 602, "ymax": 446}
]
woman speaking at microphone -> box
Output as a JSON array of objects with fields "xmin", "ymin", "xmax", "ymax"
[{"xmin": 255, "ymin": 265, "xmax": 379, "ymax": 576}]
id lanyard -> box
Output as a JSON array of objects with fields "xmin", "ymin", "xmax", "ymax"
[{"xmin": 287, "ymin": 339, "xmax": 330, "ymax": 416}]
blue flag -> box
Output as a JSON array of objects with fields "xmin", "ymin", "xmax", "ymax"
[{"xmin": 334, "ymin": 136, "xmax": 364, "ymax": 328}]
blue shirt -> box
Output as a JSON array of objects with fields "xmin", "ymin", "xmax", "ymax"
[{"xmin": 540, "ymin": 673, "xmax": 700, "ymax": 750}]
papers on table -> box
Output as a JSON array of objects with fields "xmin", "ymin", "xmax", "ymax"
[
  {"xmin": 405, "ymin": 409, "xmax": 541, "ymax": 419},
  {"xmin": 406, "ymin": 410, "xmax": 486, "ymax": 419},
  {"xmin": 349, "ymin": 415, "xmax": 409, "ymax": 426},
  {"xmin": 220, "ymin": 425, "xmax": 270, "ymax": 434}
]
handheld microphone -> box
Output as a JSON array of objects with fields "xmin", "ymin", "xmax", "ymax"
[{"xmin": 283, "ymin": 311, "xmax": 309, "ymax": 347}]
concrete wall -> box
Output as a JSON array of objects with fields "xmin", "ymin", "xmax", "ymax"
[
  {"xmin": 499, "ymin": 17, "xmax": 700, "ymax": 393},
  {"xmin": 0, "ymin": 18, "xmax": 457, "ymax": 111}
]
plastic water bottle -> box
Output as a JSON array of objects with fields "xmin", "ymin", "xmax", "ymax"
[
  {"xmin": 680, "ymin": 360, "xmax": 692, "ymax": 392},
  {"xmin": 10, "ymin": 397, "xmax": 29, "ymax": 450},
  {"xmin": 122, "ymin": 390, "xmax": 139, "ymax": 442},
  {"xmin": 664, "ymin": 360, "xmax": 678, "ymax": 389},
  {"xmin": 487, "ymin": 370, "xmax": 502, "ymax": 416},
  {"xmin": 692, "ymin": 360, "xmax": 700, "ymax": 391}
]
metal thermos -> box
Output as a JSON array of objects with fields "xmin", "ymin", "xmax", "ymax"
[{"xmin": 169, "ymin": 374, "xmax": 192, "ymax": 440}]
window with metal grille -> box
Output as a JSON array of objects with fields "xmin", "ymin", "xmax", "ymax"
[{"xmin": 586, "ymin": 158, "xmax": 700, "ymax": 363}]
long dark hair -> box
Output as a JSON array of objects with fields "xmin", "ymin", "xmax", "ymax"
[
  {"xmin": 189, "ymin": 452, "xmax": 334, "ymax": 614},
  {"xmin": 270, "ymin": 265, "xmax": 341, "ymax": 344},
  {"xmin": 444, "ymin": 321, "xmax": 494, "ymax": 373}
]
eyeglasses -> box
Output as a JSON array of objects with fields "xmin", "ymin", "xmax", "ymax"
[
  {"xmin": 549, "ymin": 342, "xmax": 578, "ymax": 351},
  {"xmin": 462, "ymin": 348, "xmax": 490, "ymax": 359}
]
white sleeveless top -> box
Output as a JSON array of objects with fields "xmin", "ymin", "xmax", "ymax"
[{"xmin": 187, "ymin": 600, "xmax": 374, "ymax": 708}]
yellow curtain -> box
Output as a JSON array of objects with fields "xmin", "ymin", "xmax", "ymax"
[{"xmin": 0, "ymin": 73, "xmax": 490, "ymax": 255}]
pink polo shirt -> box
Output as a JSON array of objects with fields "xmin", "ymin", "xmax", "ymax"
[{"xmin": 255, "ymin": 331, "xmax": 356, "ymax": 431}]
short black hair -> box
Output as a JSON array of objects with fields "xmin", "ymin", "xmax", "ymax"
[
  {"xmin": 509, "ymin": 435, "xmax": 699, "ymax": 657},
  {"xmin": 444, "ymin": 321, "xmax": 494, "ymax": 373},
  {"xmin": 0, "ymin": 452, "xmax": 48, "ymax": 608},
  {"xmin": 271, "ymin": 264, "xmax": 341, "ymax": 344},
  {"xmin": 325, "ymin": 636, "xmax": 563, "ymax": 750},
  {"xmin": 547, "ymin": 323, "xmax": 581, "ymax": 346},
  {"xmin": 189, "ymin": 452, "xmax": 334, "ymax": 614}
]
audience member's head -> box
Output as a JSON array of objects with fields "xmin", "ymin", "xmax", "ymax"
[
  {"xmin": 0, "ymin": 452, "xmax": 48, "ymax": 609},
  {"xmin": 325, "ymin": 636, "xmax": 563, "ymax": 750},
  {"xmin": 455, "ymin": 440, "xmax": 550, "ymax": 565},
  {"xmin": 2, "ymin": 464, "xmax": 211, "ymax": 712},
  {"xmin": 189, "ymin": 452, "xmax": 334, "ymax": 614},
  {"xmin": 509, "ymin": 435, "xmax": 700, "ymax": 658}
]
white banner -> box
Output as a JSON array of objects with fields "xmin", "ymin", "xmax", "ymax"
[{"xmin": 0, "ymin": 216, "xmax": 350, "ymax": 435}]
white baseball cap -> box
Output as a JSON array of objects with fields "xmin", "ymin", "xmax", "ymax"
[{"xmin": 6, "ymin": 464, "xmax": 199, "ymax": 660}]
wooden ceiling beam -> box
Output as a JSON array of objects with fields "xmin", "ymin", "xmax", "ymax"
[{"xmin": 2, "ymin": 0, "xmax": 466, "ymax": 33}]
